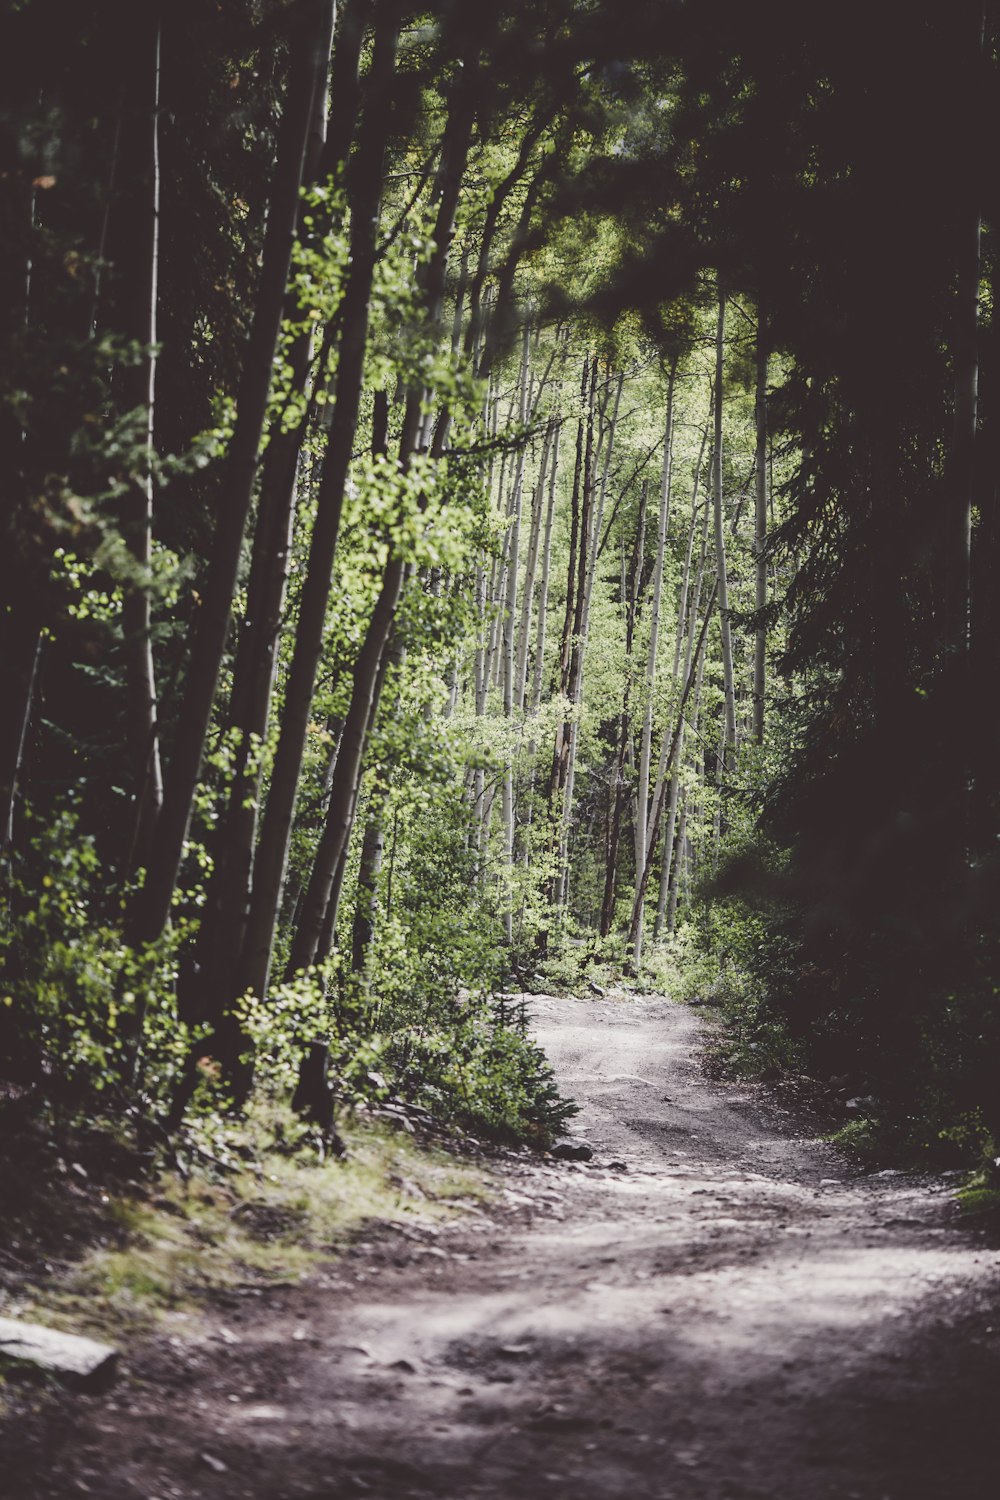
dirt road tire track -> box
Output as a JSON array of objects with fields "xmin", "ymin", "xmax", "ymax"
[{"xmin": 3, "ymin": 994, "xmax": 998, "ymax": 1499}]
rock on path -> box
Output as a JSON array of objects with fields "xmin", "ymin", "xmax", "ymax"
[{"xmin": 3, "ymin": 993, "xmax": 999, "ymax": 1500}]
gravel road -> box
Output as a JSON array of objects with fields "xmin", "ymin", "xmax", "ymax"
[{"xmin": 5, "ymin": 992, "xmax": 999, "ymax": 1500}]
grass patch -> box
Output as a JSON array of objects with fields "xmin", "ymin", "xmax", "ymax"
[
  {"xmin": 956, "ymin": 1176, "xmax": 1000, "ymax": 1226},
  {"xmin": 1, "ymin": 1106, "xmax": 494, "ymax": 1349},
  {"xmin": 824, "ymin": 1116, "xmax": 887, "ymax": 1164}
]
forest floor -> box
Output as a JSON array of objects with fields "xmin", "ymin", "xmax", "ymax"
[{"xmin": 3, "ymin": 992, "xmax": 1000, "ymax": 1500}]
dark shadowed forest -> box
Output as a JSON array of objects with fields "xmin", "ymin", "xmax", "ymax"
[
  {"xmin": 3, "ymin": 0, "xmax": 998, "ymax": 1164},
  {"xmin": 1, "ymin": 4, "xmax": 999, "ymax": 1497}
]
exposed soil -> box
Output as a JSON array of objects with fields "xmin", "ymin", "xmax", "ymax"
[{"xmin": 3, "ymin": 993, "xmax": 999, "ymax": 1500}]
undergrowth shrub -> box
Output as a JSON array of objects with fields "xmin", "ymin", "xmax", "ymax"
[
  {"xmin": 1, "ymin": 797, "xmax": 575, "ymax": 1154},
  {"xmin": 680, "ymin": 836, "xmax": 1000, "ymax": 1171},
  {"xmin": 387, "ymin": 989, "xmax": 577, "ymax": 1144}
]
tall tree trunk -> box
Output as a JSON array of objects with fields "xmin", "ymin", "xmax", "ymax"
[
  {"xmin": 600, "ymin": 478, "xmax": 648, "ymax": 936},
  {"xmin": 556, "ymin": 360, "xmax": 588, "ymax": 700},
  {"xmin": 629, "ymin": 580, "xmax": 718, "ymax": 968},
  {"xmin": 634, "ymin": 361, "xmax": 676, "ymax": 890},
  {"xmin": 180, "ymin": 0, "xmax": 345, "ymax": 1025},
  {"xmin": 580, "ymin": 371, "xmax": 624, "ymax": 643},
  {"xmin": 654, "ymin": 455, "xmax": 711, "ymax": 940},
  {"xmin": 232, "ymin": 10, "xmax": 401, "ymax": 1007},
  {"xmin": 127, "ymin": 8, "xmax": 330, "ymax": 948},
  {"xmin": 752, "ymin": 319, "xmax": 769, "ymax": 746},
  {"xmin": 514, "ymin": 419, "xmax": 553, "ymax": 709},
  {"xmin": 944, "ymin": 1, "xmax": 983, "ymax": 864},
  {"xmin": 275, "ymin": 58, "xmax": 476, "ymax": 986},
  {"xmin": 501, "ymin": 320, "xmax": 532, "ymax": 941},
  {"xmin": 550, "ymin": 356, "xmax": 596, "ymax": 900},
  {"xmin": 671, "ymin": 416, "xmax": 710, "ymax": 687},
  {"xmin": 351, "ymin": 789, "xmax": 388, "ymax": 973},
  {"xmin": 119, "ymin": 8, "xmax": 164, "ymax": 869},
  {"xmin": 713, "ymin": 290, "xmax": 737, "ymax": 773},
  {"xmin": 302, "ymin": 624, "xmax": 402, "ymax": 974},
  {"xmin": 556, "ymin": 368, "xmax": 623, "ymax": 908},
  {"xmin": 667, "ymin": 614, "xmax": 710, "ymax": 938},
  {"xmin": 530, "ymin": 418, "xmax": 560, "ymax": 712},
  {"xmin": 0, "ymin": 607, "xmax": 42, "ymax": 859},
  {"xmin": 0, "ymin": 153, "xmax": 46, "ymax": 856}
]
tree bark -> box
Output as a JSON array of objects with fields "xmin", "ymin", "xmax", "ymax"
[
  {"xmin": 530, "ymin": 418, "xmax": 560, "ymax": 712},
  {"xmin": 629, "ymin": 580, "xmax": 718, "ymax": 968},
  {"xmin": 118, "ymin": 9, "xmax": 164, "ymax": 870},
  {"xmin": 0, "ymin": 603, "xmax": 42, "ymax": 859},
  {"xmin": 654, "ymin": 450, "xmax": 710, "ymax": 939},
  {"xmin": 501, "ymin": 320, "xmax": 532, "ymax": 941},
  {"xmin": 515, "ymin": 420, "xmax": 553, "ymax": 710},
  {"xmin": 233, "ymin": 9, "xmax": 401, "ymax": 1004},
  {"xmin": 127, "ymin": 7, "xmax": 330, "ymax": 947},
  {"xmin": 654, "ymin": 472, "xmax": 711, "ymax": 939},
  {"xmin": 351, "ymin": 790, "xmax": 388, "ymax": 973},
  {"xmin": 298, "ymin": 620, "xmax": 401, "ymax": 974},
  {"xmin": 713, "ymin": 291, "xmax": 737, "ymax": 773},
  {"xmin": 600, "ymin": 478, "xmax": 648, "ymax": 937},
  {"xmin": 752, "ymin": 319, "xmax": 769, "ymax": 746},
  {"xmin": 275, "ymin": 56, "xmax": 476, "ymax": 983},
  {"xmin": 180, "ymin": 0, "xmax": 345, "ymax": 1025},
  {"xmin": 550, "ymin": 357, "xmax": 597, "ymax": 902},
  {"xmin": 943, "ymin": 2, "xmax": 983, "ymax": 867},
  {"xmin": 634, "ymin": 360, "xmax": 676, "ymax": 892}
]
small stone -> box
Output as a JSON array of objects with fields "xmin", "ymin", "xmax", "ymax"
[
  {"xmin": 551, "ymin": 1140, "xmax": 594, "ymax": 1162},
  {"xmin": 0, "ymin": 1318, "xmax": 116, "ymax": 1389},
  {"xmin": 200, "ymin": 1453, "xmax": 227, "ymax": 1474}
]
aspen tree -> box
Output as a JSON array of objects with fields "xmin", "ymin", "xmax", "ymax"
[
  {"xmin": 654, "ymin": 426, "xmax": 710, "ymax": 938},
  {"xmin": 600, "ymin": 478, "xmax": 648, "ymax": 937},
  {"xmin": 713, "ymin": 289, "xmax": 737, "ymax": 775},
  {"xmin": 118, "ymin": 8, "xmax": 164, "ymax": 868},
  {"xmin": 232, "ymin": 8, "xmax": 403, "ymax": 1005},
  {"xmin": 634, "ymin": 360, "xmax": 676, "ymax": 890},
  {"xmin": 752, "ymin": 321, "xmax": 768, "ymax": 745},
  {"xmin": 279, "ymin": 50, "xmax": 478, "ymax": 982}
]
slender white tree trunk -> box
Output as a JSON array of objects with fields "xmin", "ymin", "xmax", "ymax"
[
  {"xmin": 713, "ymin": 290, "xmax": 737, "ymax": 772},
  {"xmin": 501, "ymin": 320, "xmax": 532, "ymax": 941},
  {"xmin": 530, "ymin": 419, "xmax": 560, "ymax": 712},
  {"xmin": 654, "ymin": 446, "xmax": 710, "ymax": 938},
  {"xmin": 557, "ymin": 367, "xmax": 623, "ymax": 909},
  {"xmin": 515, "ymin": 421, "xmax": 553, "ymax": 707},
  {"xmin": 753, "ymin": 320, "xmax": 768, "ymax": 745},
  {"xmin": 634, "ymin": 363, "xmax": 676, "ymax": 894},
  {"xmin": 123, "ymin": 14, "xmax": 164, "ymax": 864}
]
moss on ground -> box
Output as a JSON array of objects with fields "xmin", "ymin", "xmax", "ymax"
[{"xmin": 0, "ymin": 1108, "xmax": 494, "ymax": 1353}]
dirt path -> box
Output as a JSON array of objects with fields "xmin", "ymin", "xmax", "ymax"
[{"xmin": 5, "ymin": 994, "xmax": 1000, "ymax": 1500}]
